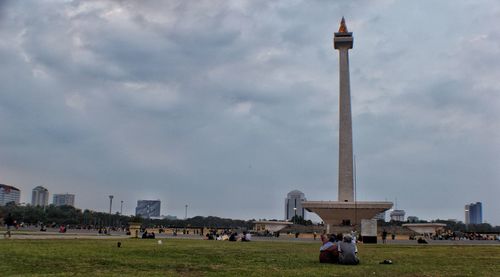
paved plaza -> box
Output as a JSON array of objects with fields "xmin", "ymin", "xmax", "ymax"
[{"xmin": 2, "ymin": 228, "xmax": 499, "ymax": 246}]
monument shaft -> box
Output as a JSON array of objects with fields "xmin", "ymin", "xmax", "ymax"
[
  {"xmin": 338, "ymin": 47, "xmax": 354, "ymax": 202},
  {"xmin": 334, "ymin": 18, "xmax": 354, "ymax": 202}
]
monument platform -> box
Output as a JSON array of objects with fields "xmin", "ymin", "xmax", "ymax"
[
  {"xmin": 402, "ymin": 223, "xmax": 446, "ymax": 235},
  {"xmin": 302, "ymin": 201, "xmax": 392, "ymax": 227},
  {"xmin": 253, "ymin": 221, "xmax": 293, "ymax": 233}
]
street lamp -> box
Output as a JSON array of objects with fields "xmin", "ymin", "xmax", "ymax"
[
  {"xmin": 108, "ymin": 195, "xmax": 114, "ymax": 228},
  {"xmin": 185, "ymin": 204, "xmax": 188, "ymax": 219},
  {"xmin": 120, "ymin": 200, "xmax": 123, "ymax": 215},
  {"xmin": 293, "ymin": 207, "xmax": 297, "ymax": 224}
]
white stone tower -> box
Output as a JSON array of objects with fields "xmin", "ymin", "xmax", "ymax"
[
  {"xmin": 334, "ymin": 17, "xmax": 354, "ymax": 202},
  {"xmin": 302, "ymin": 18, "xmax": 393, "ymax": 228}
]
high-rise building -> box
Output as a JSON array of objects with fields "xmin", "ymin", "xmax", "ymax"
[
  {"xmin": 390, "ymin": 209, "xmax": 405, "ymax": 222},
  {"xmin": 285, "ymin": 190, "xmax": 306, "ymax": 221},
  {"xmin": 135, "ymin": 200, "xmax": 161, "ymax": 218},
  {"xmin": 465, "ymin": 202, "xmax": 482, "ymax": 224},
  {"xmin": 0, "ymin": 184, "xmax": 21, "ymax": 206},
  {"xmin": 32, "ymin": 186, "xmax": 49, "ymax": 207},
  {"xmin": 53, "ymin": 193, "xmax": 75, "ymax": 207}
]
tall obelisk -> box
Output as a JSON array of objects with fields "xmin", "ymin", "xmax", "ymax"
[
  {"xmin": 334, "ymin": 17, "xmax": 354, "ymax": 202},
  {"xmin": 302, "ymin": 18, "xmax": 392, "ymax": 228}
]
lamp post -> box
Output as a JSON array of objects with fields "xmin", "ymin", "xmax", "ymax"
[
  {"xmin": 109, "ymin": 195, "xmax": 114, "ymax": 214},
  {"xmin": 108, "ymin": 195, "xmax": 114, "ymax": 228},
  {"xmin": 185, "ymin": 204, "xmax": 188, "ymax": 220},
  {"xmin": 120, "ymin": 200, "xmax": 123, "ymax": 215},
  {"xmin": 293, "ymin": 207, "xmax": 297, "ymax": 224}
]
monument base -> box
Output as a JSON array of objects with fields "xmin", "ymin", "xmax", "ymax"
[
  {"xmin": 302, "ymin": 201, "xmax": 392, "ymax": 232},
  {"xmin": 361, "ymin": 219, "xmax": 378, "ymax": 244}
]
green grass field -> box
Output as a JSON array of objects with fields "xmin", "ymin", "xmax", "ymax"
[{"xmin": 0, "ymin": 239, "xmax": 499, "ymax": 276}]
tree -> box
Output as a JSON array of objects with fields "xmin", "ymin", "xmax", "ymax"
[{"xmin": 290, "ymin": 215, "xmax": 312, "ymax": 226}]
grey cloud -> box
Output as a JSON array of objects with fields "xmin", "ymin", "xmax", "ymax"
[{"xmin": 0, "ymin": 0, "xmax": 498, "ymax": 223}]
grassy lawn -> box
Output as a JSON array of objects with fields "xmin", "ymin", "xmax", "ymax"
[{"xmin": 0, "ymin": 239, "xmax": 499, "ymax": 276}]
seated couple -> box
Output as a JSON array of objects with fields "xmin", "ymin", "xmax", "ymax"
[
  {"xmin": 142, "ymin": 231, "xmax": 156, "ymax": 239},
  {"xmin": 319, "ymin": 234, "xmax": 359, "ymax": 265}
]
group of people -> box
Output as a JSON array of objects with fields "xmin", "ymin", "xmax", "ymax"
[
  {"xmin": 381, "ymin": 229, "xmax": 396, "ymax": 243},
  {"xmin": 141, "ymin": 231, "xmax": 156, "ymax": 239},
  {"xmin": 319, "ymin": 231, "xmax": 359, "ymax": 265},
  {"xmin": 205, "ymin": 230, "xmax": 252, "ymax": 242}
]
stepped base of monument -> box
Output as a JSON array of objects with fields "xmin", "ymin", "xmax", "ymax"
[{"xmin": 302, "ymin": 201, "xmax": 393, "ymax": 227}]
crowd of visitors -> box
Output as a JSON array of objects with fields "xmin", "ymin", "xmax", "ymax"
[
  {"xmin": 204, "ymin": 230, "xmax": 252, "ymax": 242},
  {"xmin": 409, "ymin": 231, "xmax": 500, "ymax": 241}
]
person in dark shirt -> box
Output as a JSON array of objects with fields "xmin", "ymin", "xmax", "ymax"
[
  {"xmin": 4, "ymin": 213, "xmax": 14, "ymax": 238},
  {"xmin": 319, "ymin": 234, "xmax": 339, "ymax": 263},
  {"xmin": 382, "ymin": 229, "xmax": 388, "ymax": 244}
]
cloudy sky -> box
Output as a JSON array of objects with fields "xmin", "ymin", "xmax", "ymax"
[{"xmin": 1, "ymin": 0, "xmax": 499, "ymax": 224}]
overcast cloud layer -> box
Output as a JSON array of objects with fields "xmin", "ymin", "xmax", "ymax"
[{"xmin": 1, "ymin": 0, "xmax": 499, "ymax": 224}]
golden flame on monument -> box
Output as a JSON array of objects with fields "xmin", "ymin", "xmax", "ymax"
[{"xmin": 338, "ymin": 17, "xmax": 348, "ymax": 33}]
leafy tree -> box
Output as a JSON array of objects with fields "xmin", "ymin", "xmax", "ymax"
[{"xmin": 290, "ymin": 215, "xmax": 312, "ymax": 226}]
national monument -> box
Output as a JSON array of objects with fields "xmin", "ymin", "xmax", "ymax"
[{"xmin": 302, "ymin": 18, "xmax": 393, "ymax": 231}]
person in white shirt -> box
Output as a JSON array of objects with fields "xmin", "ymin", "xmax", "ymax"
[{"xmin": 338, "ymin": 234, "xmax": 359, "ymax": 265}]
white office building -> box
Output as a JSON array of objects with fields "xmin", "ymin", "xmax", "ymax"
[
  {"xmin": 53, "ymin": 193, "xmax": 75, "ymax": 207},
  {"xmin": 0, "ymin": 184, "xmax": 21, "ymax": 206}
]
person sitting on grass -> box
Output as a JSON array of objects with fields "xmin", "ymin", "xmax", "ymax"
[
  {"xmin": 338, "ymin": 234, "xmax": 359, "ymax": 265},
  {"xmin": 319, "ymin": 234, "xmax": 339, "ymax": 263},
  {"xmin": 417, "ymin": 237, "xmax": 428, "ymax": 244},
  {"xmin": 241, "ymin": 231, "xmax": 252, "ymax": 242}
]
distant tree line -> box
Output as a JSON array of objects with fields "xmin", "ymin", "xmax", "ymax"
[
  {"xmin": 0, "ymin": 203, "xmax": 254, "ymax": 229},
  {"xmin": 0, "ymin": 202, "xmax": 129, "ymax": 227}
]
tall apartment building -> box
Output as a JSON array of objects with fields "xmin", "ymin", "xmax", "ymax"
[
  {"xmin": 0, "ymin": 184, "xmax": 21, "ymax": 206},
  {"xmin": 53, "ymin": 193, "xmax": 75, "ymax": 207},
  {"xmin": 285, "ymin": 190, "xmax": 306, "ymax": 220},
  {"xmin": 135, "ymin": 200, "xmax": 161, "ymax": 218},
  {"xmin": 465, "ymin": 202, "xmax": 482, "ymax": 224},
  {"xmin": 32, "ymin": 186, "xmax": 49, "ymax": 207}
]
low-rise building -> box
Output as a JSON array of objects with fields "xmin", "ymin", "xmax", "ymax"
[{"xmin": 390, "ymin": 209, "xmax": 405, "ymax": 222}]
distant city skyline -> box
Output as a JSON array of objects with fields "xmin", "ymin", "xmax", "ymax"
[{"xmin": 0, "ymin": 1, "xmax": 499, "ymax": 224}]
